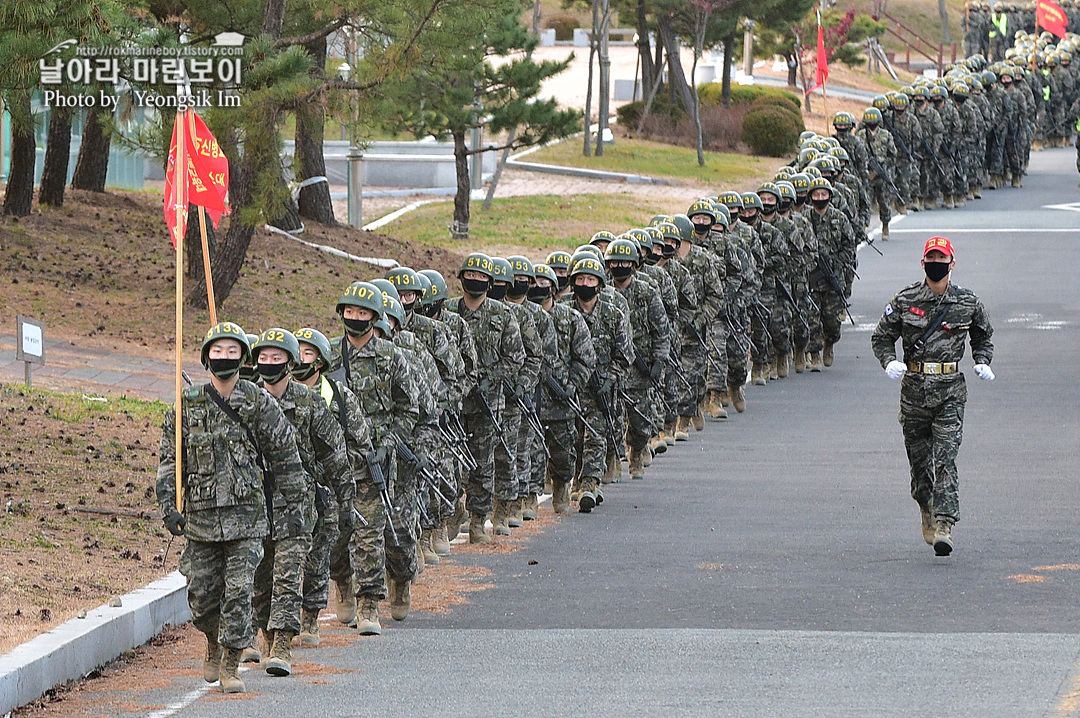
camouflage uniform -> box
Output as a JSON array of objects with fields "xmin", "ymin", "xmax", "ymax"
[
  {"xmin": 914, "ymin": 100, "xmax": 946, "ymax": 205},
  {"xmin": 614, "ymin": 274, "xmax": 670, "ymax": 452},
  {"xmin": 890, "ymin": 108, "xmax": 923, "ymax": 207},
  {"xmin": 857, "ymin": 124, "xmax": 898, "ymax": 226},
  {"xmin": 444, "ymin": 296, "xmax": 525, "ymax": 518},
  {"xmin": 807, "ymin": 203, "xmax": 858, "ymax": 352},
  {"xmin": 781, "ymin": 206, "xmax": 818, "ymax": 357},
  {"xmin": 330, "ymin": 334, "xmax": 419, "ymax": 595},
  {"xmin": 933, "ymin": 97, "xmax": 966, "ymax": 201},
  {"xmin": 747, "ymin": 216, "xmax": 791, "ymax": 369},
  {"xmin": 871, "ymin": 280, "xmax": 994, "ymax": 525},
  {"xmin": 833, "ymin": 128, "xmax": 872, "ymax": 227},
  {"xmin": 497, "ymin": 300, "xmax": 541, "ymax": 510},
  {"xmin": 157, "ymin": 380, "xmax": 306, "ymax": 650},
  {"xmin": 512, "ymin": 298, "xmax": 552, "ymax": 503},
  {"xmin": 669, "ymin": 243, "xmax": 721, "ymax": 417},
  {"xmin": 955, "ymin": 96, "xmax": 982, "ymax": 200},
  {"xmin": 717, "ymin": 224, "xmax": 758, "ymax": 391}
]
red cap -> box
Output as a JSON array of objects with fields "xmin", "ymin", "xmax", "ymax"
[{"xmin": 923, "ymin": 236, "xmax": 954, "ymax": 258}]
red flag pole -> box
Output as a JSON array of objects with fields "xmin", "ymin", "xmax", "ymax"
[
  {"xmin": 173, "ymin": 111, "xmax": 186, "ymax": 515},
  {"xmin": 186, "ymin": 107, "xmax": 218, "ymax": 324}
]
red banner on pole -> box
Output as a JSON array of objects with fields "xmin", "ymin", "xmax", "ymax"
[
  {"xmin": 164, "ymin": 110, "xmax": 230, "ymax": 247},
  {"xmin": 806, "ymin": 12, "xmax": 829, "ymax": 95},
  {"xmin": 1037, "ymin": 0, "xmax": 1068, "ymax": 38}
]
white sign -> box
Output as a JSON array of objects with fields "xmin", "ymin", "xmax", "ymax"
[
  {"xmin": 21, "ymin": 322, "xmax": 42, "ymax": 357},
  {"xmin": 15, "ymin": 315, "xmax": 45, "ymax": 365}
]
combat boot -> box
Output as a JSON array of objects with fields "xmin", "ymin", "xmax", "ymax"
[
  {"xmin": 793, "ymin": 347, "xmax": 806, "ymax": 374},
  {"xmin": 265, "ymin": 630, "xmax": 295, "ymax": 677},
  {"xmin": 751, "ymin": 363, "xmax": 766, "ymax": 386},
  {"xmin": 704, "ymin": 390, "xmax": 727, "ymax": 419},
  {"xmin": 415, "ymin": 536, "xmax": 425, "ymax": 575},
  {"xmin": 943, "ymin": 194, "xmax": 954, "ymax": 209},
  {"xmin": 469, "ymin": 512, "xmax": 491, "ymax": 543},
  {"xmin": 433, "ymin": 523, "xmax": 452, "ymax": 555},
  {"xmin": 919, "ymin": 500, "xmax": 935, "ymax": 545},
  {"xmin": 972, "ymin": 186, "xmax": 982, "ymax": 199},
  {"xmin": 674, "ymin": 417, "xmax": 691, "ymax": 441},
  {"xmin": 718, "ymin": 388, "xmax": 730, "ymax": 407},
  {"xmin": 776, "ymin": 351, "xmax": 789, "ymax": 379},
  {"xmin": 823, "ymin": 342, "xmax": 835, "ymax": 367},
  {"xmin": 450, "ymin": 499, "xmax": 468, "ymax": 540},
  {"xmin": 628, "ymin": 447, "xmax": 646, "ymax": 479},
  {"xmin": 257, "ymin": 628, "xmax": 273, "ymax": 666},
  {"xmin": 642, "ymin": 443, "xmax": 653, "ymax": 467},
  {"xmin": 602, "ymin": 452, "xmax": 621, "ymax": 484},
  {"xmin": 203, "ymin": 633, "xmax": 222, "ymax": 683},
  {"xmin": 421, "ymin": 529, "xmax": 440, "ymax": 565},
  {"xmin": 333, "ymin": 577, "xmax": 357, "ymax": 625},
  {"xmin": 240, "ymin": 640, "xmax": 261, "ymax": 664},
  {"xmin": 570, "ymin": 481, "xmax": 582, "ymax": 503},
  {"xmin": 808, "ymin": 350, "xmax": 823, "ymax": 372},
  {"xmin": 692, "ymin": 404, "xmax": 706, "ymax": 430},
  {"xmin": 551, "ymin": 480, "xmax": 570, "ymax": 514},
  {"xmin": 649, "ymin": 435, "xmax": 667, "ymax": 455},
  {"xmin": 521, "ymin": 493, "xmax": 538, "ymax": 521},
  {"xmin": 508, "ymin": 498, "xmax": 524, "ymax": 528},
  {"xmin": 388, "ymin": 577, "xmax": 411, "ymax": 620},
  {"xmin": 728, "ymin": 385, "xmax": 746, "ymax": 413},
  {"xmin": 299, "ymin": 608, "xmax": 321, "ymax": 646},
  {"xmin": 661, "ymin": 421, "xmax": 677, "ymax": 446},
  {"xmin": 219, "ymin": 648, "xmax": 245, "ymax": 693},
  {"xmin": 356, "ymin": 597, "xmax": 382, "ymax": 635},
  {"xmin": 933, "ymin": 520, "xmax": 954, "ymax": 556},
  {"xmin": 1011, "ymin": 174, "xmax": 1023, "ymax": 187},
  {"xmin": 768, "ymin": 360, "xmax": 779, "ymax": 381},
  {"xmin": 578, "ymin": 478, "xmax": 598, "ymax": 513},
  {"xmin": 492, "ymin": 500, "xmax": 512, "ymax": 535},
  {"xmin": 881, "ymin": 222, "xmax": 890, "ymax": 240}
]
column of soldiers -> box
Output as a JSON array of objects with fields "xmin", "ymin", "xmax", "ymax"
[
  {"xmin": 156, "ymin": 47, "xmax": 1066, "ymax": 695},
  {"xmin": 965, "ymin": 2, "xmax": 1080, "ymax": 59}
]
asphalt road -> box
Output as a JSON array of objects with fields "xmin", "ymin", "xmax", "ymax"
[{"xmin": 124, "ymin": 149, "xmax": 1080, "ymax": 718}]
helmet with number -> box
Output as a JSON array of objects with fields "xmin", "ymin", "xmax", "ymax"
[
  {"xmin": 798, "ymin": 147, "xmax": 819, "ymax": 167},
  {"xmin": 832, "ymin": 111, "xmax": 856, "ymax": 129},
  {"xmin": 807, "ymin": 157, "xmax": 832, "ymax": 176},
  {"xmin": 490, "ymin": 257, "xmax": 513, "ymax": 285},
  {"xmin": 604, "ymin": 237, "xmax": 641, "ymax": 266},
  {"xmin": 533, "ymin": 263, "xmax": 558, "ymax": 287},
  {"xmin": 575, "ymin": 243, "xmax": 605, "ymax": 262},
  {"xmin": 775, "ymin": 181, "xmax": 797, "ymax": 203},
  {"xmin": 418, "ymin": 269, "xmax": 449, "ymax": 303},
  {"xmin": 807, "ymin": 176, "xmax": 834, "ymax": 196},
  {"xmin": 201, "ymin": 322, "xmax": 251, "ymax": 367},
  {"xmin": 459, "ymin": 252, "xmax": 494, "ymax": 280},
  {"xmin": 819, "ymin": 136, "xmax": 840, "ymax": 149},
  {"xmin": 687, "ymin": 199, "xmax": 717, "ymax": 224},
  {"xmin": 507, "ymin": 255, "xmax": 535, "ymax": 278},
  {"xmin": 717, "ymin": 190, "xmax": 743, "ymax": 211},
  {"xmin": 386, "ymin": 267, "xmax": 424, "ymax": 295},
  {"xmin": 951, "ymin": 82, "xmax": 971, "ymax": 98},
  {"xmin": 644, "ymin": 226, "xmax": 665, "ymax": 250},
  {"xmin": 415, "ymin": 273, "xmax": 434, "ymax": 307},
  {"xmin": 862, "ymin": 107, "xmax": 883, "ymax": 124},
  {"xmin": 294, "ymin": 327, "xmax": 333, "ymax": 369},
  {"xmin": 370, "ymin": 278, "xmax": 400, "ymax": 303},
  {"xmin": 336, "ymin": 281, "xmax": 384, "ymax": 318},
  {"xmin": 380, "ymin": 291, "xmax": 405, "ymax": 327},
  {"xmin": 649, "ymin": 214, "xmax": 673, "ymax": 227},
  {"xmin": 710, "ymin": 201, "xmax": 731, "ymax": 227},
  {"xmin": 590, "ymin": 230, "xmax": 618, "ymax": 248},
  {"xmin": 545, "ymin": 251, "xmax": 572, "ymax": 274},
  {"xmin": 891, "ymin": 92, "xmax": 910, "ymax": 110},
  {"xmin": 569, "ymin": 253, "xmax": 607, "ymax": 285},
  {"xmin": 740, "ymin": 192, "xmax": 764, "ymax": 211},
  {"xmin": 803, "ymin": 165, "xmax": 823, "ymax": 179},
  {"xmin": 799, "ymin": 130, "xmax": 818, "ymax": 142},
  {"xmin": 657, "ymin": 221, "xmax": 681, "ymax": 243},
  {"xmin": 928, "ymin": 85, "xmax": 947, "ymax": 100},
  {"xmin": 756, "ymin": 182, "xmax": 781, "ymax": 201},
  {"xmin": 828, "ymin": 146, "xmax": 851, "ymax": 164},
  {"xmin": 671, "ymin": 213, "xmax": 694, "ymax": 243},
  {"xmin": 1011, "ymin": 64, "xmax": 1026, "ymax": 78},
  {"xmin": 774, "ymin": 166, "xmax": 795, "ymax": 180},
  {"xmin": 252, "ymin": 328, "xmax": 301, "ymax": 365}
]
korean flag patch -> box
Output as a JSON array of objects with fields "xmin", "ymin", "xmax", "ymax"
[{"xmin": 884, "ymin": 303, "xmax": 894, "ymax": 316}]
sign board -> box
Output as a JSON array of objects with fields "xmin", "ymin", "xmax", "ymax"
[{"xmin": 16, "ymin": 315, "xmax": 45, "ymax": 365}]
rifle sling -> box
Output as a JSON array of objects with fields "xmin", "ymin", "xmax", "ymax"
[{"xmin": 205, "ymin": 385, "xmax": 275, "ymax": 532}]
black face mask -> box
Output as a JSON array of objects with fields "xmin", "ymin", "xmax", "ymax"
[
  {"xmin": 557, "ymin": 275, "xmax": 570, "ymax": 292},
  {"xmin": 778, "ymin": 199, "xmax": 793, "ymax": 213},
  {"xmin": 662, "ymin": 243, "xmax": 678, "ymax": 258},
  {"xmin": 795, "ymin": 194, "xmax": 808, "ymax": 207},
  {"xmin": 527, "ymin": 285, "xmax": 551, "ymax": 303},
  {"xmin": 572, "ymin": 283, "xmax": 599, "ymax": 303},
  {"xmin": 811, "ymin": 198, "xmax": 831, "ymax": 210},
  {"xmin": 343, "ymin": 317, "xmax": 372, "ymax": 337},
  {"xmin": 609, "ymin": 265, "xmax": 634, "ymax": 281},
  {"xmin": 741, "ymin": 213, "xmax": 758, "ymax": 225},
  {"xmin": 835, "ymin": 127, "xmax": 850, "ymax": 135},
  {"xmin": 238, "ymin": 364, "xmax": 259, "ymax": 383},
  {"xmin": 923, "ymin": 261, "xmax": 951, "ymax": 282},
  {"xmin": 401, "ymin": 300, "xmax": 416, "ymax": 315},
  {"xmin": 488, "ymin": 283, "xmax": 509, "ymax": 301},
  {"xmin": 257, "ymin": 361, "xmax": 291, "ymax": 386},
  {"xmin": 428, "ymin": 299, "xmax": 444, "ymax": 317},
  {"xmin": 291, "ymin": 361, "xmax": 319, "ymax": 382},
  {"xmin": 761, "ymin": 204, "xmax": 777, "ymax": 217},
  {"xmin": 508, "ymin": 279, "xmax": 530, "ymax": 299},
  {"xmin": 954, "ymin": 96, "xmax": 967, "ymax": 104},
  {"xmin": 693, "ymin": 222, "xmax": 712, "ymax": 235},
  {"xmin": 864, "ymin": 121, "xmax": 879, "ymax": 131},
  {"xmin": 644, "ymin": 252, "xmax": 660, "ymax": 266},
  {"xmin": 208, "ymin": 357, "xmax": 243, "ymax": 380},
  {"xmin": 462, "ymin": 277, "xmax": 490, "ymax": 298}
]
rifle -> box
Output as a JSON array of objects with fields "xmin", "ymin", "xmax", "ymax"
[
  {"xmin": 777, "ymin": 280, "xmax": 810, "ymax": 337},
  {"xmin": 862, "ymin": 131, "xmax": 905, "ymax": 203},
  {"xmin": 665, "ymin": 354, "xmax": 693, "ymax": 391},
  {"xmin": 502, "ymin": 379, "xmax": 550, "ymax": 459},
  {"xmin": 862, "ymin": 228, "xmax": 884, "ymax": 256},
  {"xmin": 617, "ymin": 389, "xmax": 655, "ymax": 424},
  {"xmin": 438, "ymin": 419, "xmax": 477, "ymax": 472},
  {"xmin": 940, "ymin": 139, "xmax": 965, "ymax": 181},
  {"xmin": 882, "ymin": 114, "xmax": 921, "ymax": 163},
  {"xmin": 543, "ymin": 375, "xmax": 603, "ymax": 439},
  {"xmin": 443, "ymin": 411, "xmax": 477, "ymax": 469},
  {"xmin": 815, "ymin": 252, "xmax": 855, "ymax": 326},
  {"xmin": 726, "ymin": 315, "xmax": 751, "ymax": 357},
  {"xmin": 365, "ymin": 449, "xmax": 398, "ymax": 546},
  {"xmin": 470, "ymin": 384, "xmax": 513, "ymax": 456},
  {"xmin": 690, "ymin": 326, "xmax": 726, "ymax": 375},
  {"xmin": 588, "ymin": 372, "xmax": 626, "ymax": 461},
  {"xmin": 917, "ymin": 134, "xmax": 949, "ymax": 179},
  {"xmin": 395, "ymin": 442, "xmax": 456, "ymax": 510}
]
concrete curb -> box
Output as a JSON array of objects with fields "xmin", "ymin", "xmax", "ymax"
[
  {"xmin": 504, "ymin": 159, "xmax": 678, "ymax": 185},
  {"xmin": 0, "ymin": 571, "xmax": 189, "ymax": 716}
]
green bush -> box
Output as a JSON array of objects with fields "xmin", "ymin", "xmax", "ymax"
[
  {"xmin": 545, "ymin": 12, "xmax": 580, "ymax": 41},
  {"xmin": 615, "ymin": 93, "xmax": 685, "ymax": 128},
  {"xmin": 697, "ymin": 83, "xmax": 802, "ymax": 109},
  {"xmin": 751, "ymin": 94, "xmax": 801, "ymax": 115},
  {"xmin": 740, "ymin": 105, "xmax": 804, "ymax": 157}
]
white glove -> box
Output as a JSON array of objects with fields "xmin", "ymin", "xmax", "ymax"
[
  {"xmin": 973, "ymin": 364, "xmax": 995, "ymax": 381},
  {"xmin": 885, "ymin": 360, "xmax": 907, "ymax": 380}
]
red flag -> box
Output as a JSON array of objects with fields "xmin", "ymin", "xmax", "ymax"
[
  {"xmin": 806, "ymin": 12, "xmax": 829, "ymax": 95},
  {"xmin": 1037, "ymin": 0, "xmax": 1068, "ymax": 38},
  {"xmin": 163, "ymin": 110, "xmax": 230, "ymax": 247}
]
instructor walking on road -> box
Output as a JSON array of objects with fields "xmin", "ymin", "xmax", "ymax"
[{"xmin": 871, "ymin": 237, "xmax": 995, "ymax": 557}]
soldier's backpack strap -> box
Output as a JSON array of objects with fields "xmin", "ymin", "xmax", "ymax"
[
  {"xmin": 912, "ymin": 284, "xmax": 960, "ymax": 356},
  {"xmin": 205, "ymin": 384, "xmax": 275, "ymax": 534},
  {"xmin": 323, "ymin": 376, "xmax": 348, "ymax": 437}
]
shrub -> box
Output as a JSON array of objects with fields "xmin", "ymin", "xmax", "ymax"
[
  {"xmin": 751, "ymin": 94, "xmax": 801, "ymax": 115},
  {"xmin": 697, "ymin": 83, "xmax": 802, "ymax": 109},
  {"xmin": 740, "ymin": 106, "xmax": 804, "ymax": 157},
  {"xmin": 544, "ymin": 12, "xmax": 579, "ymax": 41},
  {"xmin": 615, "ymin": 93, "xmax": 685, "ymax": 129},
  {"xmin": 632, "ymin": 102, "xmax": 750, "ymax": 153}
]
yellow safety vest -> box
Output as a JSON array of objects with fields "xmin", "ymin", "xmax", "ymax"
[
  {"xmin": 1042, "ymin": 70, "xmax": 1051, "ymax": 102},
  {"xmin": 989, "ymin": 12, "xmax": 1008, "ymax": 38}
]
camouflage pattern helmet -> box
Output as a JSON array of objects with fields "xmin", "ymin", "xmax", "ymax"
[
  {"xmin": 252, "ymin": 328, "xmax": 301, "ymax": 365},
  {"xmin": 604, "ymin": 237, "xmax": 641, "ymax": 266},
  {"xmin": 862, "ymin": 107, "xmax": 883, "ymax": 123},
  {"xmin": 545, "ymin": 250, "xmax": 572, "ymax": 272},
  {"xmin": 670, "ymin": 213, "xmax": 694, "ymax": 243},
  {"xmin": 336, "ymin": 281, "xmax": 384, "ymax": 318},
  {"xmin": 717, "ymin": 190, "xmax": 744, "ymax": 211},
  {"xmin": 370, "ymin": 277, "xmax": 400, "ymax": 303},
  {"xmin": 687, "ymin": 199, "xmax": 717, "ymax": 223},
  {"xmin": 568, "ymin": 253, "xmax": 607, "ymax": 285},
  {"xmin": 459, "ymin": 252, "xmax": 494, "ymax": 279},
  {"xmin": 418, "ymin": 269, "xmax": 449, "ymax": 302},
  {"xmin": 807, "ymin": 176, "xmax": 834, "ymax": 196},
  {"xmin": 740, "ymin": 192, "xmax": 764, "ymax": 211},
  {"xmin": 294, "ymin": 327, "xmax": 333, "ymax": 368},
  {"xmin": 590, "ymin": 230, "xmax": 618, "ymax": 247},
  {"xmin": 533, "ymin": 263, "xmax": 558, "ymax": 287},
  {"xmin": 385, "ymin": 266, "xmax": 424, "ymax": 294},
  {"xmin": 200, "ymin": 321, "xmax": 251, "ymax": 367},
  {"xmin": 490, "ymin": 257, "xmax": 513, "ymax": 284},
  {"xmin": 507, "ymin": 255, "xmax": 535, "ymax": 279}
]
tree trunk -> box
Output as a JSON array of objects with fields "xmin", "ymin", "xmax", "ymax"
[
  {"xmin": 939, "ymin": 0, "xmax": 951, "ymax": 44},
  {"xmin": 3, "ymin": 92, "xmax": 36, "ymax": 218},
  {"xmin": 784, "ymin": 51, "xmax": 798, "ymax": 86},
  {"xmin": 635, "ymin": 0, "xmax": 655, "ymax": 91},
  {"xmin": 262, "ymin": 0, "xmax": 286, "ymax": 36},
  {"xmin": 656, "ymin": 15, "xmax": 696, "ymax": 112},
  {"xmin": 185, "ymin": 204, "xmax": 217, "ymax": 279},
  {"xmin": 532, "ymin": 0, "xmax": 541, "ymax": 36},
  {"xmin": 583, "ymin": 0, "xmax": 598, "ymax": 156},
  {"xmin": 39, "ymin": 106, "xmax": 72, "ymax": 207},
  {"xmin": 721, "ymin": 34, "xmax": 735, "ymax": 107},
  {"xmin": 71, "ymin": 105, "xmax": 112, "ymax": 192},
  {"xmin": 266, "ymin": 173, "xmax": 303, "ymax": 231},
  {"xmin": 595, "ymin": 0, "xmax": 611, "ymax": 157},
  {"xmin": 450, "ymin": 129, "xmax": 471, "ymax": 239},
  {"xmin": 296, "ymin": 36, "xmax": 336, "ymax": 225},
  {"xmin": 692, "ymin": 54, "xmax": 704, "ymax": 166}
]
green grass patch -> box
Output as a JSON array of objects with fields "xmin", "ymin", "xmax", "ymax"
[
  {"xmin": 381, "ymin": 194, "xmax": 666, "ymax": 256},
  {"xmin": 0, "ymin": 384, "xmax": 167, "ymax": 424},
  {"xmin": 525, "ymin": 137, "xmax": 770, "ymax": 185}
]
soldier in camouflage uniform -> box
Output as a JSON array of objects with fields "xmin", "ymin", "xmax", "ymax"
[
  {"xmin": 716, "ymin": 192, "xmax": 759, "ymax": 413},
  {"xmin": 546, "ymin": 250, "xmax": 573, "ymax": 300},
  {"xmin": 291, "ymin": 327, "xmax": 372, "ymax": 640},
  {"xmin": 888, "ymin": 93, "xmax": 924, "ymax": 212},
  {"xmin": 872, "ymin": 236, "xmax": 994, "ymax": 557},
  {"xmin": 929, "ymin": 85, "xmax": 967, "ymax": 206},
  {"xmin": 806, "ymin": 177, "xmax": 858, "ymax": 370},
  {"xmin": 912, "ymin": 86, "xmax": 947, "ymax": 207},
  {"xmin": 249, "ymin": 328, "xmax": 352, "ymax": 677},
  {"xmin": 831, "ymin": 111, "xmax": 872, "ymax": 228},
  {"xmin": 445, "ymin": 253, "xmax": 525, "ymax": 542},
  {"xmin": 757, "ymin": 183, "xmax": 799, "ymax": 379},
  {"xmin": 639, "ymin": 226, "xmax": 681, "ymax": 447},
  {"xmin": 858, "ymin": 107, "xmax": 899, "ymax": 235},
  {"xmin": 775, "ymin": 179, "xmax": 818, "ymax": 372},
  {"xmin": 740, "ymin": 191, "xmax": 789, "ymax": 385},
  {"xmin": 156, "ymin": 322, "xmax": 307, "ymax": 694},
  {"xmin": 328, "ymin": 282, "xmax": 420, "ymax": 623},
  {"xmin": 952, "ymin": 82, "xmax": 982, "ymax": 203}
]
